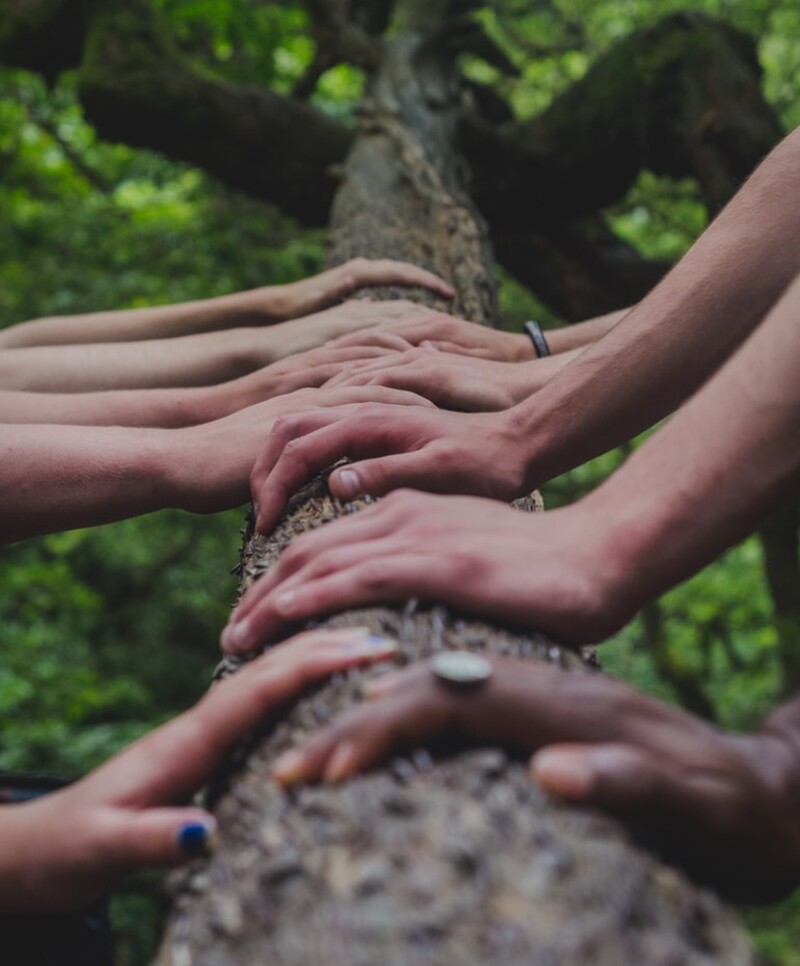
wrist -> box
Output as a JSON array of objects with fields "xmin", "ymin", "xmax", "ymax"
[{"xmin": 152, "ymin": 426, "xmax": 203, "ymax": 512}]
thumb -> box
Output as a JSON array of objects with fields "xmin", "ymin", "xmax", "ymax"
[
  {"xmin": 530, "ymin": 743, "xmax": 669, "ymax": 815},
  {"xmin": 329, "ymin": 451, "xmax": 436, "ymax": 500},
  {"xmin": 103, "ymin": 807, "xmax": 218, "ymax": 871}
]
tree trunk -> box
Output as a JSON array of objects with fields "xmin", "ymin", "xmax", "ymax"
[{"xmin": 154, "ymin": 4, "xmax": 754, "ymax": 963}]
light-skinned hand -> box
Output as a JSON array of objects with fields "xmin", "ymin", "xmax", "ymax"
[
  {"xmin": 0, "ymin": 627, "xmax": 397, "ymax": 912},
  {"xmin": 223, "ymin": 491, "xmax": 627, "ymax": 655},
  {"xmin": 275, "ymin": 259, "xmax": 455, "ymax": 320}
]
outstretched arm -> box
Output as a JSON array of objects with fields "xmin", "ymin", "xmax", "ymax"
[
  {"xmin": 0, "ymin": 300, "xmax": 431, "ymax": 393},
  {"xmin": 0, "ymin": 259, "xmax": 454, "ymax": 348},
  {"xmin": 517, "ymin": 127, "xmax": 800, "ymax": 485},
  {"xmin": 0, "ymin": 385, "xmax": 431, "ymax": 544},
  {"xmin": 0, "ymin": 336, "xmax": 409, "ymax": 427}
]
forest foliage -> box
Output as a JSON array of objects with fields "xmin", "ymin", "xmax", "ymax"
[{"xmin": 1, "ymin": 1, "xmax": 799, "ymax": 963}]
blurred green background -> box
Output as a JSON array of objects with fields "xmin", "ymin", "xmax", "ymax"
[{"xmin": 1, "ymin": 1, "xmax": 799, "ymax": 962}]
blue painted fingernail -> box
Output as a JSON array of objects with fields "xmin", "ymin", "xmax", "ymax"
[{"xmin": 178, "ymin": 821, "xmax": 216, "ymax": 857}]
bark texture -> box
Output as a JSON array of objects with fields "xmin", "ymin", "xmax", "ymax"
[{"xmin": 154, "ymin": 6, "xmax": 755, "ymax": 963}]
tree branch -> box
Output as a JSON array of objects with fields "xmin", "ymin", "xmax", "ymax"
[
  {"xmin": 494, "ymin": 217, "xmax": 671, "ymax": 321},
  {"xmin": 75, "ymin": 0, "xmax": 352, "ymax": 226},
  {"xmin": 464, "ymin": 12, "xmax": 783, "ymax": 230}
]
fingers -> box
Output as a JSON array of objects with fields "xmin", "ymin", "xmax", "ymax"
[
  {"xmin": 272, "ymin": 666, "xmax": 451, "ymax": 786},
  {"xmin": 252, "ymin": 419, "xmax": 368, "ymax": 534},
  {"xmin": 88, "ymin": 628, "xmax": 398, "ymax": 807},
  {"xmin": 328, "ymin": 450, "xmax": 449, "ymax": 502},
  {"xmin": 229, "ymin": 499, "xmax": 403, "ymax": 628},
  {"xmin": 422, "ymin": 340, "xmax": 480, "ymax": 357},
  {"xmin": 531, "ymin": 743, "xmax": 671, "ymax": 809},
  {"xmin": 99, "ymin": 806, "xmax": 219, "ymax": 870},
  {"xmin": 252, "ymin": 402, "xmax": 438, "ymax": 533},
  {"xmin": 345, "ymin": 259, "xmax": 455, "ymax": 299},
  {"xmin": 330, "ymin": 329, "xmax": 416, "ymax": 352},
  {"xmin": 225, "ymin": 553, "xmax": 435, "ymax": 649}
]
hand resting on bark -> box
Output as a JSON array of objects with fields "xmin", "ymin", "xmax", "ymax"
[
  {"xmin": 0, "ymin": 628, "xmax": 397, "ymax": 912},
  {"xmin": 270, "ymin": 654, "xmax": 800, "ymax": 904}
]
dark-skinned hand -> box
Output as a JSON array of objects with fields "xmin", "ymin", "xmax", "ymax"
[{"xmin": 270, "ymin": 656, "xmax": 800, "ymax": 904}]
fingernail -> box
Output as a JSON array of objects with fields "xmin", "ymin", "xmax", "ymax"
[
  {"xmin": 178, "ymin": 819, "xmax": 218, "ymax": 857},
  {"xmin": 221, "ymin": 619, "xmax": 251, "ymax": 653},
  {"xmin": 335, "ymin": 469, "xmax": 360, "ymax": 498},
  {"xmin": 272, "ymin": 749, "xmax": 307, "ymax": 786},
  {"xmin": 531, "ymin": 750, "xmax": 594, "ymax": 799},
  {"xmin": 344, "ymin": 635, "xmax": 397, "ymax": 657},
  {"xmin": 325, "ymin": 742, "xmax": 357, "ymax": 783},
  {"xmin": 275, "ymin": 591, "xmax": 296, "ymax": 615}
]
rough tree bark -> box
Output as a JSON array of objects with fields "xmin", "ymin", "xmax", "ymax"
[{"xmin": 152, "ymin": 3, "xmax": 755, "ymax": 963}]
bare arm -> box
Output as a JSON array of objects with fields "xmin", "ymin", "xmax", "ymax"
[
  {"xmin": 0, "ymin": 336, "xmax": 409, "ymax": 426},
  {"xmin": 0, "ymin": 385, "xmax": 430, "ymax": 544},
  {"xmin": 0, "ymin": 300, "xmax": 431, "ymax": 393},
  {"xmin": 545, "ymin": 307, "xmax": 629, "ymax": 354},
  {"xmin": 0, "ymin": 259, "xmax": 454, "ymax": 348},
  {"xmin": 516, "ymin": 128, "xmax": 800, "ymax": 485}
]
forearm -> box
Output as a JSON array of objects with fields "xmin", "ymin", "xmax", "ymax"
[
  {"xmin": 509, "ymin": 348, "xmax": 585, "ymax": 402},
  {"xmin": 516, "ymin": 128, "xmax": 800, "ymax": 482},
  {"xmin": 0, "ymin": 424, "xmax": 180, "ymax": 542},
  {"xmin": 583, "ymin": 271, "xmax": 800, "ymax": 615},
  {"xmin": 0, "ymin": 383, "xmax": 237, "ymax": 427},
  {"xmin": 546, "ymin": 307, "xmax": 630, "ymax": 354},
  {"xmin": 0, "ymin": 288, "xmax": 284, "ymax": 348},
  {"xmin": 0, "ymin": 328, "xmax": 270, "ymax": 392}
]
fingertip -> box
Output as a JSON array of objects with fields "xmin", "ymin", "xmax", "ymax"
[
  {"xmin": 177, "ymin": 815, "xmax": 218, "ymax": 859},
  {"xmin": 221, "ymin": 618, "xmax": 252, "ymax": 654},
  {"xmin": 530, "ymin": 747, "xmax": 595, "ymax": 800},
  {"xmin": 331, "ymin": 467, "xmax": 362, "ymax": 500},
  {"xmin": 272, "ymin": 748, "xmax": 308, "ymax": 787},
  {"xmin": 324, "ymin": 741, "xmax": 358, "ymax": 783}
]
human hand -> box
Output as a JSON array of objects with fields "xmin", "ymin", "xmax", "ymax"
[
  {"xmin": 275, "ymin": 259, "xmax": 455, "ymax": 320},
  {"xmin": 173, "ymin": 384, "xmax": 435, "ymax": 515},
  {"xmin": 249, "ymin": 399, "xmax": 531, "ymax": 535},
  {"xmin": 0, "ymin": 627, "xmax": 397, "ymax": 912},
  {"xmin": 267, "ymin": 298, "xmax": 437, "ymax": 360},
  {"xmin": 331, "ymin": 311, "xmax": 532, "ymax": 362},
  {"xmin": 326, "ymin": 344, "xmax": 540, "ymax": 411},
  {"xmin": 222, "ymin": 336, "xmax": 413, "ymax": 414},
  {"xmin": 222, "ymin": 491, "xmax": 626, "ymax": 654},
  {"xmin": 269, "ymin": 655, "xmax": 800, "ymax": 904}
]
